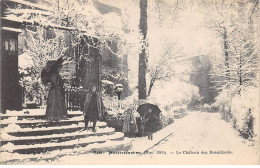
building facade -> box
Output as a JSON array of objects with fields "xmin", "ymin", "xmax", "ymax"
[{"xmin": 1, "ymin": 0, "xmax": 129, "ymax": 112}]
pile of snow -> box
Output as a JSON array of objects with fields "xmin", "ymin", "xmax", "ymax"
[
  {"xmin": 1, "ymin": 143, "xmax": 16, "ymax": 152},
  {"xmin": 3, "ymin": 124, "xmax": 21, "ymax": 132},
  {"xmin": 1, "ymin": 116, "xmax": 18, "ymax": 124},
  {"xmin": 0, "ymin": 132, "xmax": 15, "ymax": 140}
]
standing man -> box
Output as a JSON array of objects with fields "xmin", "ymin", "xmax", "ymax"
[
  {"xmin": 83, "ymin": 85, "xmax": 105, "ymax": 132},
  {"xmin": 144, "ymin": 108, "xmax": 158, "ymax": 140}
]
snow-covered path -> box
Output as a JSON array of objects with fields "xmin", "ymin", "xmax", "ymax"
[
  {"xmin": 147, "ymin": 111, "xmax": 259, "ymax": 164},
  {"xmin": 10, "ymin": 111, "xmax": 258, "ymax": 164}
]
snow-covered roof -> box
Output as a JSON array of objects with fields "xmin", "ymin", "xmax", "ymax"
[
  {"xmin": 1, "ymin": 15, "xmax": 72, "ymax": 30},
  {"xmin": 1, "ymin": 16, "xmax": 102, "ymax": 40},
  {"xmin": 1, "ymin": 27, "xmax": 22, "ymax": 33},
  {"xmin": 0, "ymin": 16, "xmax": 28, "ymax": 23},
  {"xmin": 95, "ymin": 0, "xmax": 123, "ymax": 11},
  {"xmin": 7, "ymin": 8, "xmax": 52, "ymax": 16},
  {"xmin": 8, "ymin": 0, "xmax": 50, "ymax": 11}
]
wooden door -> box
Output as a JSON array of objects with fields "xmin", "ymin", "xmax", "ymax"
[{"xmin": 1, "ymin": 30, "xmax": 22, "ymax": 113}]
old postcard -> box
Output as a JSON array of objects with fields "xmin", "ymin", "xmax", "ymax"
[{"xmin": 0, "ymin": 0, "xmax": 259, "ymax": 165}]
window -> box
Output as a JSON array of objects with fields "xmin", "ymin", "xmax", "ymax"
[
  {"xmin": 18, "ymin": 34, "xmax": 25, "ymax": 54},
  {"xmin": 3, "ymin": 38, "xmax": 17, "ymax": 52},
  {"xmin": 10, "ymin": 39, "xmax": 16, "ymax": 51},
  {"xmin": 4, "ymin": 40, "xmax": 8, "ymax": 50}
]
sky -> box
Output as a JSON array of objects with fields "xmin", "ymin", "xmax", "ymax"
[
  {"xmin": 106, "ymin": 0, "xmax": 219, "ymax": 59},
  {"xmin": 147, "ymin": 2, "xmax": 216, "ymax": 58},
  {"xmin": 121, "ymin": 0, "xmax": 219, "ymax": 88},
  {"xmin": 68, "ymin": 0, "xmax": 217, "ymax": 58}
]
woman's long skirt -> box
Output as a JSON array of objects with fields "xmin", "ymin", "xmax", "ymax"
[{"xmin": 46, "ymin": 86, "xmax": 67, "ymax": 121}]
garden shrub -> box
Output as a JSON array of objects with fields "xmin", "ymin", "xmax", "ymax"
[
  {"xmin": 214, "ymin": 86, "xmax": 259, "ymax": 140},
  {"xmin": 230, "ymin": 87, "xmax": 259, "ymax": 139}
]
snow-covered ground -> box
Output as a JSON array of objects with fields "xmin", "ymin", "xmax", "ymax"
[
  {"xmin": 58, "ymin": 111, "xmax": 259, "ymax": 164},
  {"xmin": 1, "ymin": 111, "xmax": 259, "ymax": 164},
  {"xmin": 147, "ymin": 111, "xmax": 259, "ymax": 164},
  {"xmin": 30, "ymin": 111, "xmax": 259, "ymax": 164}
]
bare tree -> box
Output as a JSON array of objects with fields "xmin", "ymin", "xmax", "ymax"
[
  {"xmin": 147, "ymin": 40, "xmax": 183, "ymax": 96},
  {"xmin": 142, "ymin": 0, "xmax": 184, "ymax": 99}
]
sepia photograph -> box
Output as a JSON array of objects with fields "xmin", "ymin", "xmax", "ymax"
[{"xmin": 0, "ymin": 0, "xmax": 259, "ymax": 165}]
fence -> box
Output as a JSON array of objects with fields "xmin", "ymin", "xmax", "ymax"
[
  {"xmin": 65, "ymin": 87, "xmax": 87, "ymax": 111},
  {"xmin": 21, "ymin": 86, "xmax": 26, "ymax": 105},
  {"xmin": 21, "ymin": 86, "xmax": 128, "ymax": 111},
  {"xmin": 20, "ymin": 86, "xmax": 87, "ymax": 110}
]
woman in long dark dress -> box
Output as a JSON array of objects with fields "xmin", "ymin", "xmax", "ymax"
[
  {"xmin": 46, "ymin": 73, "xmax": 67, "ymax": 121},
  {"xmin": 41, "ymin": 58, "xmax": 68, "ymax": 122},
  {"xmin": 83, "ymin": 85, "xmax": 104, "ymax": 132}
]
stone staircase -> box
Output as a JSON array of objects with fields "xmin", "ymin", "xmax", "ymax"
[{"xmin": 0, "ymin": 110, "xmax": 132, "ymax": 163}]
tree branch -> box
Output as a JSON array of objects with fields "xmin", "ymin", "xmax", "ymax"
[{"xmin": 249, "ymin": 0, "xmax": 259, "ymax": 22}]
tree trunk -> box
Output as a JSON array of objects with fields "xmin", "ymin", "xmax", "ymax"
[
  {"xmin": 238, "ymin": 52, "xmax": 242, "ymax": 95},
  {"xmin": 138, "ymin": 0, "xmax": 148, "ymax": 100},
  {"xmin": 223, "ymin": 27, "xmax": 230, "ymax": 84},
  {"xmin": 147, "ymin": 79, "xmax": 155, "ymax": 97}
]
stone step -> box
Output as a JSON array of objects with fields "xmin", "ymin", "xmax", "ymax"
[
  {"xmin": 0, "ymin": 110, "xmax": 82, "ymax": 120},
  {"xmin": 1, "ymin": 122, "xmax": 107, "ymax": 137},
  {"xmin": 1, "ymin": 132, "xmax": 125, "ymax": 154},
  {"xmin": 0, "ymin": 127, "xmax": 115, "ymax": 146},
  {"xmin": 0, "ymin": 138, "xmax": 133, "ymax": 164},
  {"xmin": 0, "ymin": 110, "xmax": 129, "ymax": 164},
  {"xmin": 0, "ymin": 116, "xmax": 84, "ymax": 128}
]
